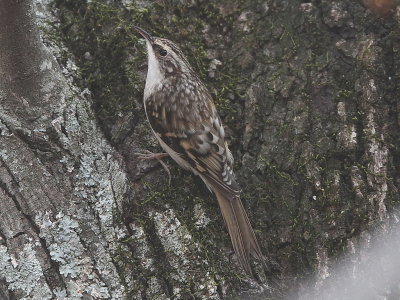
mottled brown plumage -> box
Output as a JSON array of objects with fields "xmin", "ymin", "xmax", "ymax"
[{"xmin": 134, "ymin": 26, "xmax": 263, "ymax": 274}]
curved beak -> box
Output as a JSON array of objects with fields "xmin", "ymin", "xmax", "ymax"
[{"xmin": 133, "ymin": 26, "xmax": 154, "ymax": 43}]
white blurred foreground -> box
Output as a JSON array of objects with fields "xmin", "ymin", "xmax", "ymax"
[{"xmin": 291, "ymin": 220, "xmax": 400, "ymax": 300}]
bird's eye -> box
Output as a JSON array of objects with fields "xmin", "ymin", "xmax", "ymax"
[{"xmin": 159, "ymin": 49, "xmax": 167, "ymax": 56}]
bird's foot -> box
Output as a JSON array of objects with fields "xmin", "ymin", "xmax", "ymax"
[
  {"xmin": 135, "ymin": 150, "xmax": 169, "ymax": 161},
  {"xmin": 135, "ymin": 150, "xmax": 171, "ymax": 185}
]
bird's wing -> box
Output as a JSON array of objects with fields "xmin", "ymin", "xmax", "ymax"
[
  {"xmin": 145, "ymin": 94, "xmax": 239, "ymax": 196},
  {"xmin": 146, "ymin": 92, "xmax": 263, "ymax": 273}
]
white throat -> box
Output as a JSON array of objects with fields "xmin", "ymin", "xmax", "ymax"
[{"xmin": 144, "ymin": 41, "xmax": 164, "ymax": 100}]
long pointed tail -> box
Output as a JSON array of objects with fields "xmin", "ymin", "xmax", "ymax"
[{"xmin": 214, "ymin": 189, "xmax": 263, "ymax": 274}]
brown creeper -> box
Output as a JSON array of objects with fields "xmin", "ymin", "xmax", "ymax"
[{"xmin": 134, "ymin": 26, "xmax": 263, "ymax": 274}]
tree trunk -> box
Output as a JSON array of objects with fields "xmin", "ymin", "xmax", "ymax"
[
  {"xmin": 0, "ymin": 0, "xmax": 131, "ymax": 299},
  {"xmin": 0, "ymin": 0, "xmax": 399, "ymax": 299}
]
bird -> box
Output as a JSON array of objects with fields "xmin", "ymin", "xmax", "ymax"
[{"xmin": 133, "ymin": 26, "xmax": 263, "ymax": 274}]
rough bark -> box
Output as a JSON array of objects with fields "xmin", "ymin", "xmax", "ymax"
[
  {"xmin": 0, "ymin": 0, "xmax": 128, "ymax": 299},
  {"xmin": 0, "ymin": 0, "xmax": 399, "ymax": 299}
]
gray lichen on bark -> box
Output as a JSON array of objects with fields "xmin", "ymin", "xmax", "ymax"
[{"xmin": 0, "ymin": 0, "xmax": 128, "ymax": 298}]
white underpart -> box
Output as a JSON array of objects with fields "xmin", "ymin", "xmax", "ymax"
[
  {"xmin": 144, "ymin": 41, "xmax": 164, "ymax": 99},
  {"xmin": 142, "ymin": 42, "xmax": 193, "ymax": 173}
]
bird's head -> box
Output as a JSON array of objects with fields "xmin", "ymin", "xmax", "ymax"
[{"xmin": 134, "ymin": 26, "xmax": 194, "ymax": 82}]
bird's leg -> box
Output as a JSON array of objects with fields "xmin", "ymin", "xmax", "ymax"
[
  {"xmin": 135, "ymin": 150, "xmax": 169, "ymax": 160},
  {"xmin": 135, "ymin": 150, "xmax": 171, "ymax": 184}
]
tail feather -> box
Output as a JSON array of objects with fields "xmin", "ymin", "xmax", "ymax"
[{"xmin": 214, "ymin": 189, "xmax": 263, "ymax": 274}]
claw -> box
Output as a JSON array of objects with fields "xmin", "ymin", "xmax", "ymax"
[{"xmin": 135, "ymin": 151, "xmax": 171, "ymax": 185}]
